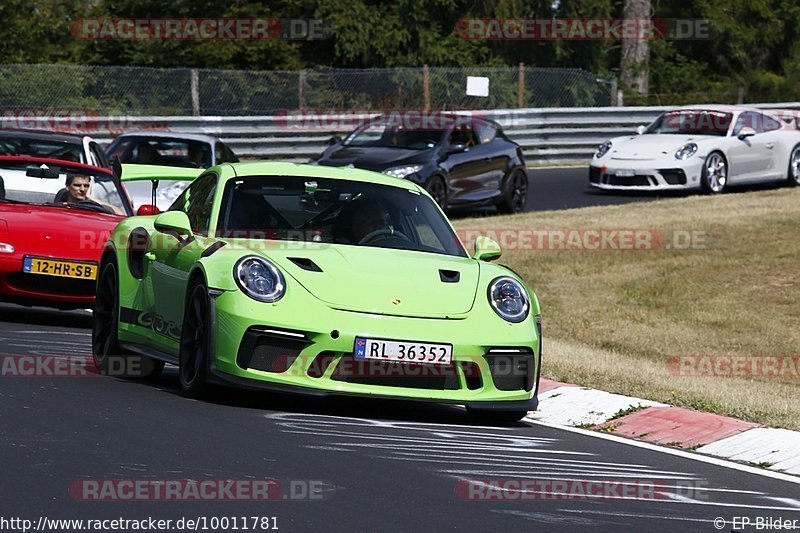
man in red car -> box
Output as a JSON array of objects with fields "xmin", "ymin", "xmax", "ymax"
[
  {"xmin": 65, "ymin": 174, "xmax": 92, "ymax": 203},
  {"xmin": 62, "ymin": 173, "xmax": 118, "ymax": 214}
]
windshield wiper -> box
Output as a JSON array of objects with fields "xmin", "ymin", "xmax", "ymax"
[{"xmin": 0, "ymin": 198, "xmax": 26, "ymax": 204}]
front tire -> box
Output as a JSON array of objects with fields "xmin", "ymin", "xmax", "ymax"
[
  {"xmin": 425, "ymin": 176, "xmax": 448, "ymax": 211},
  {"xmin": 497, "ymin": 169, "xmax": 528, "ymax": 213},
  {"xmin": 787, "ymin": 144, "xmax": 800, "ymax": 186},
  {"xmin": 92, "ymin": 259, "xmax": 163, "ymax": 379},
  {"xmin": 700, "ymin": 152, "xmax": 727, "ymax": 194},
  {"xmin": 92, "ymin": 260, "xmax": 119, "ymax": 373},
  {"xmin": 179, "ymin": 282, "xmax": 211, "ymax": 397}
]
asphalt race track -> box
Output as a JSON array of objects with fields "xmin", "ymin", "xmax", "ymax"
[{"xmin": 1, "ymin": 168, "xmax": 799, "ymax": 533}]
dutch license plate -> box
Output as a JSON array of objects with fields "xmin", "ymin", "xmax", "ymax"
[
  {"xmin": 615, "ymin": 169, "xmax": 636, "ymax": 177},
  {"xmin": 23, "ymin": 256, "xmax": 97, "ymax": 280},
  {"xmin": 354, "ymin": 337, "xmax": 453, "ymax": 365}
]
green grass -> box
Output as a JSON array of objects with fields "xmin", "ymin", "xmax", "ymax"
[{"xmin": 452, "ymin": 187, "xmax": 800, "ymax": 429}]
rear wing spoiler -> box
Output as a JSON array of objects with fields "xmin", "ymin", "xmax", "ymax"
[
  {"xmin": 116, "ymin": 162, "xmax": 204, "ymax": 182},
  {"xmin": 114, "ymin": 161, "xmax": 204, "ymax": 213}
]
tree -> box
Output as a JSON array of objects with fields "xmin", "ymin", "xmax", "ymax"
[{"xmin": 619, "ymin": 0, "xmax": 650, "ymax": 95}]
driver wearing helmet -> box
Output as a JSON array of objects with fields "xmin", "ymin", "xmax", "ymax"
[
  {"xmin": 351, "ymin": 201, "xmax": 391, "ymax": 243},
  {"xmin": 334, "ymin": 199, "xmax": 393, "ymax": 245}
]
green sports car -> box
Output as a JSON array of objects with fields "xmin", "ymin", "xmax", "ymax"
[{"xmin": 93, "ymin": 162, "xmax": 541, "ymax": 421}]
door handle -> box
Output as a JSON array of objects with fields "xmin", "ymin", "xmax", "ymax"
[{"xmin": 765, "ymin": 143, "xmax": 774, "ymax": 149}]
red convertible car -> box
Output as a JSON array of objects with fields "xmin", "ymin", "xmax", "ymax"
[{"xmin": 0, "ymin": 156, "xmax": 133, "ymax": 309}]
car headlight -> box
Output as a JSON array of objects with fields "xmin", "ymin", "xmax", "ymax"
[
  {"xmin": 234, "ymin": 256, "xmax": 285, "ymax": 303},
  {"xmin": 383, "ymin": 165, "xmax": 423, "ymax": 179},
  {"xmin": 488, "ymin": 276, "xmax": 529, "ymax": 323},
  {"xmin": 675, "ymin": 143, "xmax": 698, "ymax": 160},
  {"xmin": 0, "ymin": 243, "xmax": 14, "ymax": 254},
  {"xmin": 595, "ymin": 141, "xmax": 612, "ymax": 159}
]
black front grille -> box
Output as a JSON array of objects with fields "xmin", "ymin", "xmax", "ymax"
[
  {"xmin": 606, "ymin": 175, "xmax": 651, "ymax": 186},
  {"xmin": 485, "ymin": 349, "xmax": 534, "ymax": 391},
  {"xmin": 589, "ymin": 166, "xmax": 602, "ymax": 184},
  {"xmin": 461, "ymin": 362, "xmax": 482, "ymax": 390},
  {"xmin": 330, "ymin": 354, "xmax": 460, "ymax": 390},
  {"xmin": 7, "ymin": 272, "xmax": 96, "ymax": 296},
  {"xmin": 236, "ymin": 327, "xmax": 311, "ymax": 372},
  {"xmin": 659, "ymin": 169, "xmax": 688, "ymax": 185}
]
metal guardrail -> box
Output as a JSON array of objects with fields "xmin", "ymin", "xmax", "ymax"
[{"xmin": 34, "ymin": 102, "xmax": 800, "ymax": 166}]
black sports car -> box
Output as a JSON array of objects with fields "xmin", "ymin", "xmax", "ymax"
[{"xmin": 314, "ymin": 114, "xmax": 528, "ymax": 213}]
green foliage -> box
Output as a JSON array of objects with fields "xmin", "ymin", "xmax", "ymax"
[{"xmin": 3, "ymin": 0, "xmax": 800, "ymax": 106}]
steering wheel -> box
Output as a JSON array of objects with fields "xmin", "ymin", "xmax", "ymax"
[
  {"xmin": 358, "ymin": 228, "xmax": 410, "ymax": 245},
  {"xmin": 74, "ymin": 199, "xmax": 114, "ymax": 214}
]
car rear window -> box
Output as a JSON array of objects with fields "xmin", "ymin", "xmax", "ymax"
[{"xmin": 0, "ymin": 137, "xmax": 86, "ymax": 163}]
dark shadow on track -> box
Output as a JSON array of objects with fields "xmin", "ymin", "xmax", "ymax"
[
  {"xmin": 145, "ymin": 366, "xmax": 531, "ymax": 428},
  {"xmin": 0, "ymin": 303, "xmax": 92, "ymax": 329},
  {"xmin": 447, "ymin": 167, "xmax": 793, "ymax": 217}
]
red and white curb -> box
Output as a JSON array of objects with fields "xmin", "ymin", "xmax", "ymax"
[{"xmin": 527, "ymin": 379, "xmax": 800, "ymax": 476}]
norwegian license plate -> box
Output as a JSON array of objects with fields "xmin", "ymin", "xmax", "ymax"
[
  {"xmin": 354, "ymin": 337, "xmax": 453, "ymax": 365},
  {"xmin": 23, "ymin": 256, "xmax": 97, "ymax": 280},
  {"xmin": 615, "ymin": 169, "xmax": 636, "ymax": 177}
]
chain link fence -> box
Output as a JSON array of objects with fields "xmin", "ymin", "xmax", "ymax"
[{"xmin": 0, "ymin": 63, "xmax": 614, "ymax": 116}]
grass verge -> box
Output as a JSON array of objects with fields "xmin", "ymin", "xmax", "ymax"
[{"xmin": 452, "ymin": 187, "xmax": 800, "ymax": 430}]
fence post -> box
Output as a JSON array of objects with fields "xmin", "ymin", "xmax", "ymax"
[
  {"xmin": 191, "ymin": 69, "xmax": 200, "ymax": 116},
  {"xmin": 518, "ymin": 63, "xmax": 525, "ymax": 108},
  {"xmin": 610, "ymin": 78, "xmax": 618, "ymax": 106},
  {"xmin": 423, "ymin": 65, "xmax": 430, "ymax": 111},
  {"xmin": 299, "ymin": 69, "xmax": 307, "ymax": 111}
]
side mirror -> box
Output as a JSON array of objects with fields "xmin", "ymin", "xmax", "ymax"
[
  {"xmin": 136, "ymin": 204, "xmax": 161, "ymax": 216},
  {"xmin": 447, "ymin": 142, "xmax": 468, "ymax": 154},
  {"xmin": 154, "ymin": 211, "xmax": 192, "ymax": 238},
  {"xmin": 328, "ymin": 135, "xmax": 341, "ymax": 145},
  {"xmin": 737, "ymin": 127, "xmax": 756, "ymax": 140},
  {"xmin": 635, "ymin": 125, "xmax": 646, "ymax": 135},
  {"xmin": 473, "ymin": 235, "xmax": 502, "ymax": 262}
]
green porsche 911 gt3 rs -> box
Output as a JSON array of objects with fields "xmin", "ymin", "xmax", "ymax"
[{"xmin": 92, "ymin": 161, "xmax": 541, "ymax": 422}]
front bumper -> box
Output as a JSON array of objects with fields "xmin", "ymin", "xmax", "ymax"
[
  {"xmin": 209, "ymin": 289, "xmax": 541, "ymax": 408},
  {"xmin": 589, "ymin": 160, "xmax": 704, "ymax": 191},
  {"xmin": 0, "ymin": 257, "xmax": 96, "ymax": 308}
]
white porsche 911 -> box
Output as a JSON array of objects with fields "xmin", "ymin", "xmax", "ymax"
[{"xmin": 589, "ymin": 105, "xmax": 800, "ymax": 193}]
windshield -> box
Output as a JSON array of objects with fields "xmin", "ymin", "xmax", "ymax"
[
  {"xmin": 109, "ymin": 137, "xmax": 211, "ymax": 168},
  {"xmin": 216, "ymin": 176, "xmax": 467, "ymax": 257},
  {"xmin": 344, "ymin": 123, "xmax": 446, "ymax": 150},
  {"xmin": 645, "ymin": 110, "xmax": 733, "ymax": 136},
  {"xmin": 0, "ymin": 136, "xmax": 86, "ymax": 163},
  {"xmin": 123, "ymin": 179, "xmax": 192, "ymax": 211},
  {"xmin": 0, "ymin": 161, "xmax": 130, "ymax": 215}
]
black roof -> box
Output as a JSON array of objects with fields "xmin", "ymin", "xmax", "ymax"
[{"xmin": 0, "ymin": 129, "xmax": 87, "ymax": 143}]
